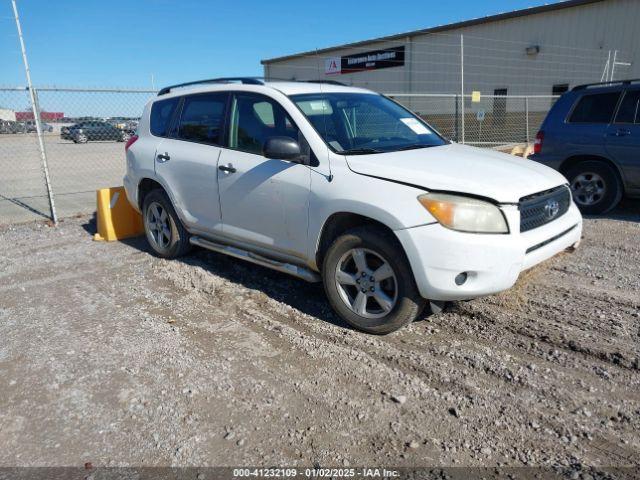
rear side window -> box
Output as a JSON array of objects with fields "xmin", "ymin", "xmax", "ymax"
[
  {"xmin": 176, "ymin": 93, "xmax": 227, "ymax": 145},
  {"xmin": 614, "ymin": 90, "xmax": 640, "ymax": 124},
  {"xmin": 150, "ymin": 97, "xmax": 179, "ymax": 137},
  {"xmin": 569, "ymin": 92, "xmax": 620, "ymax": 124}
]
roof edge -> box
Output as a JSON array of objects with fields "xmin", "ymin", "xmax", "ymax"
[{"xmin": 261, "ymin": 0, "xmax": 606, "ymax": 65}]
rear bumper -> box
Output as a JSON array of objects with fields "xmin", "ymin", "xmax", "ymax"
[
  {"xmin": 396, "ymin": 202, "xmax": 582, "ymax": 301},
  {"xmin": 123, "ymin": 174, "xmax": 140, "ymax": 213}
]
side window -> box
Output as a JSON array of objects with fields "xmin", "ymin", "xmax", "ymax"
[
  {"xmin": 569, "ymin": 92, "xmax": 620, "ymax": 124},
  {"xmin": 150, "ymin": 97, "xmax": 179, "ymax": 137},
  {"xmin": 176, "ymin": 93, "xmax": 227, "ymax": 145},
  {"xmin": 614, "ymin": 90, "xmax": 640, "ymax": 124},
  {"xmin": 229, "ymin": 93, "xmax": 304, "ymax": 157}
]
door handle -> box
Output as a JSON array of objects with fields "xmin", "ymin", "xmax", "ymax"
[
  {"xmin": 156, "ymin": 152, "xmax": 170, "ymax": 162},
  {"xmin": 614, "ymin": 128, "xmax": 631, "ymax": 137},
  {"xmin": 218, "ymin": 164, "xmax": 236, "ymax": 173}
]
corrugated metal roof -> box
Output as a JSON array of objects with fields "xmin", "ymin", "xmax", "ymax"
[{"xmin": 261, "ymin": 0, "xmax": 607, "ymax": 64}]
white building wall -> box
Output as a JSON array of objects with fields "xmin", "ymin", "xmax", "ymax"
[
  {"xmin": 0, "ymin": 108, "xmax": 17, "ymax": 122},
  {"xmin": 263, "ymin": 0, "xmax": 639, "ymax": 97}
]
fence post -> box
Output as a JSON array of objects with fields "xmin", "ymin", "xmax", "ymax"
[
  {"xmin": 30, "ymin": 87, "xmax": 58, "ymax": 224},
  {"xmin": 525, "ymin": 97, "xmax": 530, "ymax": 144},
  {"xmin": 454, "ymin": 94, "xmax": 459, "ymax": 142},
  {"xmin": 460, "ymin": 34, "xmax": 465, "ymax": 144}
]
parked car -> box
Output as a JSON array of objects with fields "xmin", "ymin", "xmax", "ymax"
[
  {"xmin": 530, "ymin": 79, "xmax": 640, "ymax": 214},
  {"xmin": 0, "ymin": 120, "xmax": 24, "ymax": 134},
  {"xmin": 23, "ymin": 120, "xmax": 54, "ymax": 133},
  {"xmin": 124, "ymin": 78, "xmax": 582, "ymax": 334},
  {"xmin": 61, "ymin": 121, "xmax": 132, "ymax": 143}
]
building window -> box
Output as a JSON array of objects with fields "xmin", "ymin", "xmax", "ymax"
[
  {"xmin": 493, "ymin": 88, "xmax": 507, "ymax": 122},
  {"xmin": 552, "ymin": 84, "xmax": 569, "ymax": 96}
]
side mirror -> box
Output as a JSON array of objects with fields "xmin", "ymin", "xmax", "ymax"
[{"xmin": 263, "ymin": 136, "xmax": 304, "ymax": 163}]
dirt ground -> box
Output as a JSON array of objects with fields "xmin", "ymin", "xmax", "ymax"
[{"xmin": 0, "ymin": 203, "xmax": 639, "ymax": 471}]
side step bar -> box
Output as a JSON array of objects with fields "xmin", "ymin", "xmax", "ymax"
[{"xmin": 189, "ymin": 236, "xmax": 321, "ymax": 283}]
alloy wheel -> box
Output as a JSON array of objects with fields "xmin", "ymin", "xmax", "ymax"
[
  {"xmin": 145, "ymin": 201, "xmax": 172, "ymax": 251},
  {"xmin": 334, "ymin": 248, "xmax": 398, "ymax": 318},
  {"xmin": 571, "ymin": 172, "xmax": 606, "ymax": 206}
]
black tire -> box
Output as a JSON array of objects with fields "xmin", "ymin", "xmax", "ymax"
[
  {"xmin": 75, "ymin": 133, "xmax": 88, "ymax": 144},
  {"xmin": 142, "ymin": 189, "xmax": 191, "ymax": 258},
  {"xmin": 565, "ymin": 160, "xmax": 622, "ymax": 215},
  {"xmin": 322, "ymin": 226, "xmax": 426, "ymax": 335}
]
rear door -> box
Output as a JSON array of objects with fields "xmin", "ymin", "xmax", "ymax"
[
  {"xmin": 154, "ymin": 92, "xmax": 229, "ymax": 234},
  {"xmin": 606, "ymin": 88, "xmax": 640, "ymax": 188},
  {"xmin": 217, "ymin": 92, "xmax": 311, "ymax": 257},
  {"xmin": 563, "ymin": 91, "xmax": 622, "ymax": 156}
]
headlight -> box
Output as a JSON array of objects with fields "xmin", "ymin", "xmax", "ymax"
[{"xmin": 418, "ymin": 193, "xmax": 508, "ymax": 233}]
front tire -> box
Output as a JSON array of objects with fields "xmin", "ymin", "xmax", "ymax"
[
  {"xmin": 322, "ymin": 226, "xmax": 426, "ymax": 334},
  {"xmin": 565, "ymin": 160, "xmax": 622, "ymax": 214},
  {"xmin": 75, "ymin": 133, "xmax": 88, "ymax": 144},
  {"xmin": 142, "ymin": 189, "xmax": 191, "ymax": 258}
]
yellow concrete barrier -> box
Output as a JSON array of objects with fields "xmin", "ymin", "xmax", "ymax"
[{"xmin": 94, "ymin": 186, "xmax": 144, "ymax": 242}]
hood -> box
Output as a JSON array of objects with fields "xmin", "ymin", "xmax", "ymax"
[{"xmin": 344, "ymin": 143, "xmax": 568, "ymax": 203}]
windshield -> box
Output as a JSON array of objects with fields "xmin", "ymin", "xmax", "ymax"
[{"xmin": 290, "ymin": 92, "xmax": 447, "ymax": 154}]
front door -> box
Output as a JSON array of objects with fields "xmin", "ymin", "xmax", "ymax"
[
  {"xmin": 154, "ymin": 92, "xmax": 229, "ymax": 234},
  {"xmin": 217, "ymin": 92, "xmax": 311, "ymax": 258},
  {"xmin": 606, "ymin": 88, "xmax": 640, "ymax": 189}
]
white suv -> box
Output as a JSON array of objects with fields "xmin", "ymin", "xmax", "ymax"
[{"xmin": 124, "ymin": 78, "xmax": 582, "ymax": 334}]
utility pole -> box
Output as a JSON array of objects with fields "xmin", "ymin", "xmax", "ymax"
[{"xmin": 11, "ymin": 0, "xmax": 57, "ymax": 224}]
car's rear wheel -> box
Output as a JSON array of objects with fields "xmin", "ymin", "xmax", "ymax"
[
  {"xmin": 565, "ymin": 160, "xmax": 622, "ymax": 214},
  {"xmin": 120, "ymin": 131, "xmax": 131, "ymax": 142},
  {"xmin": 142, "ymin": 189, "xmax": 191, "ymax": 258},
  {"xmin": 322, "ymin": 226, "xmax": 425, "ymax": 334}
]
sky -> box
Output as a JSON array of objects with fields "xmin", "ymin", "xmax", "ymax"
[{"xmin": 0, "ymin": 0, "xmax": 560, "ymax": 89}]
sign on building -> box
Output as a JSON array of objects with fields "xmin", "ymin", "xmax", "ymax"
[{"xmin": 325, "ymin": 46, "xmax": 405, "ymax": 75}]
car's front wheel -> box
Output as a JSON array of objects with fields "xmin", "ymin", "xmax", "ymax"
[
  {"xmin": 322, "ymin": 226, "xmax": 426, "ymax": 334},
  {"xmin": 142, "ymin": 189, "xmax": 191, "ymax": 258},
  {"xmin": 565, "ymin": 160, "xmax": 622, "ymax": 214},
  {"xmin": 74, "ymin": 133, "xmax": 88, "ymax": 144}
]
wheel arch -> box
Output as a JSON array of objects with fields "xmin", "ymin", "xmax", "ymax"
[
  {"xmin": 314, "ymin": 212, "xmax": 403, "ymax": 272},
  {"xmin": 137, "ymin": 177, "xmax": 165, "ymax": 211},
  {"xmin": 559, "ymin": 154, "xmax": 626, "ymax": 192}
]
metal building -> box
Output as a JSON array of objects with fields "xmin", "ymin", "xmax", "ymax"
[{"xmin": 261, "ymin": 0, "xmax": 639, "ymax": 97}]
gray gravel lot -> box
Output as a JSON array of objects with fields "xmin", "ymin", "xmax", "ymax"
[{"xmin": 0, "ymin": 204, "xmax": 638, "ymax": 469}]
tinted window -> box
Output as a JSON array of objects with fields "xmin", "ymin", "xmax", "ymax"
[
  {"xmin": 615, "ymin": 90, "xmax": 640, "ymax": 124},
  {"xmin": 176, "ymin": 93, "xmax": 227, "ymax": 145},
  {"xmin": 229, "ymin": 93, "xmax": 302, "ymax": 156},
  {"xmin": 150, "ymin": 97, "xmax": 179, "ymax": 137},
  {"xmin": 569, "ymin": 92, "xmax": 620, "ymax": 123}
]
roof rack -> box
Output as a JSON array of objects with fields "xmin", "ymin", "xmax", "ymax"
[
  {"xmin": 157, "ymin": 77, "xmax": 264, "ymax": 96},
  {"xmin": 303, "ymin": 80, "xmax": 347, "ymax": 86},
  {"xmin": 572, "ymin": 79, "xmax": 640, "ymax": 91}
]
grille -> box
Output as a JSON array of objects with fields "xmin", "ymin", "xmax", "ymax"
[{"xmin": 519, "ymin": 186, "xmax": 571, "ymax": 233}]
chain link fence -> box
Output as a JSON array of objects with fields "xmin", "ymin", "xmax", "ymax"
[
  {"xmin": 0, "ymin": 87, "xmax": 155, "ymax": 225},
  {"xmin": 387, "ymin": 93, "xmax": 558, "ymax": 147},
  {"xmin": 0, "ymin": 86, "xmax": 558, "ymax": 225}
]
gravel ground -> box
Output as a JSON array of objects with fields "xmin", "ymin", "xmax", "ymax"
[{"xmin": 0, "ymin": 203, "xmax": 638, "ymax": 471}]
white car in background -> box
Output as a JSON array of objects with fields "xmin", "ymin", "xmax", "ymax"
[{"xmin": 124, "ymin": 78, "xmax": 582, "ymax": 334}]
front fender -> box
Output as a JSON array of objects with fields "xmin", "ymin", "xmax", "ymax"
[{"xmin": 306, "ymin": 163, "xmax": 437, "ymax": 269}]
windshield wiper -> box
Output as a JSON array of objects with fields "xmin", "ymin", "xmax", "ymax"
[
  {"xmin": 395, "ymin": 144, "xmax": 434, "ymax": 151},
  {"xmin": 337, "ymin": 147, "xmax": 383, "ymax": 155}
]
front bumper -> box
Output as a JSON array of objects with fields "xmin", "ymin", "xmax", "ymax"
[{"xmin": 395, "ymin": 202, "xmax": 582, "ymax": 301}]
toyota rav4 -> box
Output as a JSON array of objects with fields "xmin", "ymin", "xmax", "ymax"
[{"xmin": 124, "ymin": 78, "xmax": 582, "ymax": 334}]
